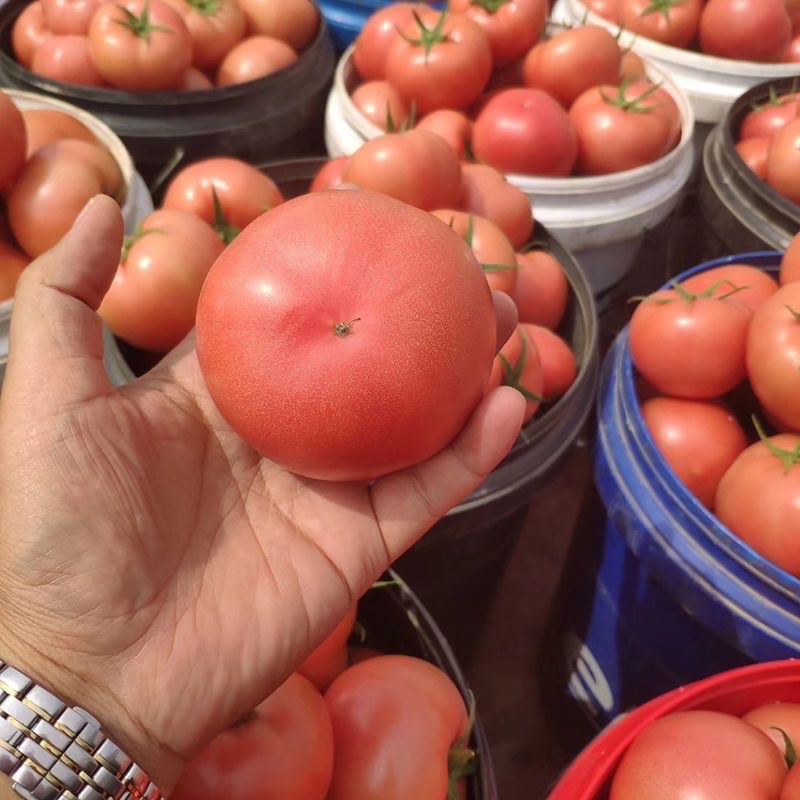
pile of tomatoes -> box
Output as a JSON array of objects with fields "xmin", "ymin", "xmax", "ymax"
[
  {"xmin": 735, "ymin": 88, "xmax": 800, "ymax": 206},
  {"xmin": 630, "ymin": 244, "xmax": 800, "ymax": 576},
  {"xmin": 346, "ymin": 2, "xmax": 683, "ymax": 177},
  {"xmin": 584, "ymin": 0, "xmax": 799, "ymax": 63},
  {"xmin": 11, "ymin": 0, "xmax": 318, "ymax": 91}
]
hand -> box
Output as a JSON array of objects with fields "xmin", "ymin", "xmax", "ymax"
[{"xmin": 0, "ymin": 196, "xmax": 524, "ymax": 791}]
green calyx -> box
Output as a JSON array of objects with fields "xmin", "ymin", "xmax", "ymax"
[
  {"xmin": 468, "ymin": 0, "xmax": 511, "ymax": 12},
  {"xmin": 398, "ymin": 10, "xmax": 450, "ymax": 60},
  {"xmin": 500, "ymin": 332, "xmax": 545, "ymax": 404},
  {"xmin": 211, "ymin": 187, "xmax": 240, "ymax": 245},
  {"xmin": 771, "ymin": 727, "xmax": 799, "ymax": 769},
  {"xmin": 753, "ymin": 415, "xmax": 800, "ymax": 474},
  {"xmin": 751, "ymin": 85, "xmax": 793, "ymax": 112},
  {"xmin": 120, "ymin": 225, "xmax": 164, "ymax": 262},
  {"xmin": 786, "ymin": 304, "xmax": 800, "ymax": 322},
  {"xmin": 601, "ymin": 79, "xmax": 663, "ymax": 115},
  {"xmin": 385, "ymin": 100, "xmax": 417, "ymax": 133},
  {"xmin": 633, "ymin": 279, "xmax": 750, "ymax": 305},
  {"xmin": 183, "ymin": 0, "xmax": 221, "ymax": 14},
  {"xmin": 447, "ymin": 691, "xmax": 478, "ymax": 800},
  {"xmin": 641, "ymin": 0, "xmax": 687, "ymax": 18},
  {"xmin": 113, "ymin": 0, "xmax": 172, "ymax": 42},
  {"xmin": 458, "ymin": 215, "xmax": 518, "ymax": 274}
]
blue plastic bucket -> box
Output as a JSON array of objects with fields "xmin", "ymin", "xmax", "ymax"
[{"xmin": 556, "ymin": 250, "xmax": 800, "ymax": 729}]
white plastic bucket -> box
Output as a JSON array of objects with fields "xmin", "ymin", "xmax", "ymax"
[
  {"xmin": 551, "ymin": 0, "xmax": 800, "ymax": 126},
  {"xmin": 325, "ymin": 46, "xmax": 696, "ymax": 298}
]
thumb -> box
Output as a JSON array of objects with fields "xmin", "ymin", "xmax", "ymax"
[{"xmin": 2, "ymin": 195, "xmax": 124, "ymax": 414}]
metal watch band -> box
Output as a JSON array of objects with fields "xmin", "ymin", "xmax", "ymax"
[{"xmin": 0, "ymin": 661, "xmax": 163, "ymax": 800}]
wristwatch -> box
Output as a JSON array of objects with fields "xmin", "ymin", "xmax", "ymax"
[{"xmin": 0, "ymin": 661, "xmax": 163, "ymax": 799}]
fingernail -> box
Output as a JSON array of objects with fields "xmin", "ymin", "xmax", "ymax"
[{"xmin": 74, "ymin": 195, "xmax": 100, "ymax": 227}]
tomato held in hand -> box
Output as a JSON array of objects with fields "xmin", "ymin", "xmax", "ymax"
[
  {"xmin": 196, "ymin": 190, "xmax": 496, "ymax": 481},
  {"xmin": 522, "ymin": 324, "xmax": 577, "ymax": 401},
  {"xmin": 741, "ymin": 91, "xmax": 799, "ymax": 140},
  {"xmin": 22, "ymin": 109, "xmax": 97, "ymax": 156},
  {"xmin": 12, "ymin": 1, "xmax": 51, "ymax": 67},
  {"xmin": 236, "ymin": 0, "xmax": 318, "ymax": 51},
  {"xmin": 161, "ymin": 0, "xmax": 245, "ymax": 69},
  {"xmin": 744, "ymin": 702, "xmax": 800, "ymax": 758},
  {"xmin": 781, "ymin": 232, "xmax": 800, "ymax": 284},
  {"xmin": 99, "ymin": 209, "xmax": 224, "ymax": 352},
  {"xmin": 310, "ymin": 157, "xmax": 349, "ymax": 192},
  {"xmin": 700, "ymin": 0, "xmax": 791, "ymax": 62},
  {"xmin": 737, "ymin": 137, "xmax": 771, "ymax": 180},
  {"xmin": 486, "ymin": 325, "xmax": 544, "ymax": 422},
  {"xmin": 171, "ymin": 673, "xmax": 334, "ymax": 800},
  {"xmin": 32, "ymin": 34, "xmax": 105, "ymax": 86},
  {"xmin": 216, "ymin": 35, "xmax": 298, "ymax": 86},
  {"xmin": 0, "ymin": 242, "xmax": 29, "ymax": 302},
  {"xmin": 681, "ymin": 263, "xmax": 779, "ymax": 313},
  {"xmin": 325, "ymin": 655, "xmax": 474, "ymax": 800},
  {"xmin": 351, "ymin": 80, "xmax": 409, "ymax": 131},
  {"xmin": 513, "ymin": 250, "xmax": 568, "ymax": 329},
  {"xmin": 40, "ymin": 0, "xmax": 101, "ymax": 35},
  {"xmin": 416, "ymin": 110, "xmax": 472, "ymax": 159},
  {"xmin": 766, "ymin": 118, "xmax": 800, "ymax": 204},
  {"xmin": 620, "ymin": 0, "xmax": 702, "ymax": 48},
  {"xmin": 0, "ymin": 92, "xmax": 26, "ymax": 190},
  {"xmin": 298, "ymin": 605, "xmax": 358, "ymax": 692}
]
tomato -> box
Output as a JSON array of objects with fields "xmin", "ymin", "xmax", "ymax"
[
  {"xmin": 473, "ymin": 88, "xmax": 577, "ymax": 176},
  {"xmin": 46, "ymin": 139, "xmax": 123, "ymax": 196},
  {"xmin": 236, "ymin": 0, "xmax": 318, "ymax": 51},
  {"xmin": 99, "ymin": 209, "xmax": 224, "ymax": 352},
  {"xmin": 619, "ymin": 50, "xmax": 646, "ymax": 82},
  {"xmin": 487, "ymin": 325, "xmax": 544, "ymax": 421},
  {"xmin": 620, "ymin": 0, "xmax": 701, "ymax": 48},
  {"xmin": 744, "ymin": 702, "xmax": 800, "ymax": 758},
  {"xmin": 12, "ymin": 1, "xmax": 51, "ymax": 67},
  {"xmin": 22, "ymin": 109, "xmax": 97, "ymax": 156},
  {"xmin": 681, "ymin": 264, "xmax": 779, "ymax": 314},
  {"xmin": 512, "ymin": 250, "xmax": 568, "ymax": 329},
  {"xmin": 459, "ymin": 163, "xmax": 533, "ymax": 249},
  {"xmin": 180, "ymin": 66, "xmax": 214, "ymax": 89},
  {"xmin": 625, "ymin": 80, "xmax": 683, "ymax": 151},
  {"xmin": 569, "ymin": 84, "xmax": 671, "ymax": 175},
  {"xmin": 716, "ymin": 431, "xmax": 800, "ymax": 574},
  {"xmin": 88, "ymin": 0, "xmax": 192, "ymax": 90},
  {"xmin": 448, "ymin": 0, "xmax": 547, "ymax": 64},
  {"xmin": 785, "ymin": 764, "xmax": 800, "ymax": 800},
  {"xmin": 351, "ymin": 80, "xmax": 409, "ymax": 131},
  {"xmin": 163, "ymin": 157, "xmax": 284, "ymax": 241},
  {"xmin": 325, "ymin": 655, "xmax": 473, "ymax": 800},
  {"xmin": 352, "ymin": 2, "xmax": 429, "ymax": 82},
  {"xmin": 171, "ymin": 673, "xmax": 334, "ymax": 800},
  {"xmin": 41, "ymin": 0, "xmax": 101, "ymax": 35},
  {"xmin": 298, "ymin": 605, "xmax": 357, "ymax": 692},
  {"xmin": 741, "ymin": 91, "xmax": 799, "ymax": 140},
  {"xmin": 0, "ymin": 242, "xmax": 29, "ymax": 302},
  {"xmin": 217, "ymin": 35, "xmax": 298, "ymax": 85},
  {"xmin": 344, "ymin": 129, "xmax": 461, "ymax": 212},
  {"xmin": 195, "ymin": 190, "xmax": 495, "ymax": 481},
  {"xmin": 523, "ymin": 25, "xmax": 622, "ymax": 109},
  {"xmin": 781, "ymin": 231, "xmax": 800, "ymax": 284},
  {"xmin": 0, "ymin": 92, "xmax": 27, "ymax": 191},
  {"xmin": 784, "ymin": 32, "xmax": 800, "ymax": 62},
  {"xmin": 416, "ymin": 109, "xmax": 472, "ymax": 158},
  {"xmin": 161, "ymin": 0, "xmax": 245, "ymax": 69},
  {"xmin": 640, "ymin": 396, "xmax": 747, "ymax": 509},
  {"xmin": 522, "ymin": 323, "xmax": 577, "ymax": 400},
  {"xmin": 31, "ymin": 34, "xmax": 105, "ymax": 85},
  {"xmin": 585, "ymin": 0, "xmax": 621, "ymax": 21},
  {"xmin": 610, "ymin": 710, "xmax": 787, "ymax": 800},
  {"xmin": 737, "ymin": 137, "xmax": 771, "ymax": 179},
  {"xmin": 431, "ymin": 209, "xmax": 518, "ymax": 295},
  {"xmin": 385, "ymin": 9, "xmax": 492, "ymax": 115},
  {"xmin": 746, "ymin": 282, "xmax": 800, "ymax": 433},
  {"xmin": 700, "ymin": 0, "xmax": 791, "ymax": 62},
  {"xmin": 766, "ymin": 118, "xmax": 800, "ymax": 204},
  {"xmin": 629, "ymin": 282, "xmax": 751, "ymax": 399},
  {"xmin": 310, "ymin": 157, "xmax": 349, "ymax": 192}
]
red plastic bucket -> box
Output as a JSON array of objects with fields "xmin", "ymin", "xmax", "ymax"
[{"xmin": 547, "ymin": 659, "xmax": 800, "ymax": 800}]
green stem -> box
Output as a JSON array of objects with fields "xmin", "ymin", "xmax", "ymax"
[
  {"xmin": 211, "ymin": 187, "xmax": 240, "ymax": 245},
  {"xmin": 752, "ymin": 415, "xmax": 800, "ymax": 474},
  {"xmin": 447, "ymin": 691, "xmax": 478, "ymax": 800},
  {"xmin": 772, "ymin": 727, "xmax": 798, "ymax": 769},
  {"xmin": 641, "ymin": 0, "xmax": 688, "ymax": 18},
  {"xmin": 112, "ymin": 0, "xmax": 172, "ymax": 42},
  {"xmin": 500, "ymin": 331, "xmax": 545, "ymax": 404},
  {"xmin": 468, "ymin": 0, "xmax": 510, "ymax": 12},
  {"xmin": 397, "ymin": 10, "xmax": 449, "ymax": 60}
]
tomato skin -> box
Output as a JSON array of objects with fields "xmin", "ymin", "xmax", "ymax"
[
  {"xmin": 449, "ymin": 0, "xmax": 547, "ymax": 64},
  {"xmin": 522, "ymin": 323, "xmax": 577, "ymax": 400},
  {"xmin": 487, "ymin": 325, "xmax": 544, "ymax": 421},
  {"xmin": 32, "ymin": 34, "xmax": 105, "ymax": 86},
  {"xmin": 681, "ymin": 264, "xmax": 779, "ymax": 314},
  {"xmin": 746, "ymin": 282, "xmax": 800, "ymax": 433},
  {"xmin": 344, "ymin": 129, "xmax": 462, "ymax": 212},
  {"xmin": 88, "ymin": 0, "xmax": 193, "ymax": 90},
  {"xmin": 700, "ymin": 0, "xmax": 791, "ymax": 62},
  {"xmin": 171, "ymin": 673, "xmax": 334, "ymax": 800},
  {"xmin": 163, "ymin": 157, "xmax": 284, "ymax": 232},
  {"xmin": 620, "ymin": 0, "xmax": 701, "ymax": 47},
  {"xmin": 784, "ymin": 763, "xmax": 800, "ymax": 800},
  {"xmin": 310, "ymin": 157, "xmax": 349, "ymax": 192},
  {"xmin": 619, "ymin": 50, "xmax": 646, "ymax": 82},
  {"xmin": 781, "ymin": 232, "xmax": 800, "ymax": 284},
  {"xmin": 237, "ymin": 0, "xmax": 318, "ymax": 51},
  {"xmin": 180, "ymin": 66, "xmax": 214, "ymax": 89},
  {"xmin": 161, "ymin": 0, "xmax": 245, "ymax": 70},
  {"xmin": 416, "ymin": 110, "xmax": 473, "ymax": 159},
  {"xmin": 325, "ymin": 655, "xmax": 470, "ymax": 800},
  {"xmin": 523, "ymin": 26, "xmax": 622, "ymax": 109},
  {"xmin": 217, "ymin": 35, "xmax": 298, "ymax": 85},
  {"xmin": 766, "ymin": 118, "xmax": 800, "ymax": 204},
  {"xmin": 385, "ymin": 9, "xmax": 492, "ymax": 115},
  {"xmin": 40, "ymin": 0, "xmax": 101, "ymax": 35},
  {"xmin": 196, "ymin": 190, "xmax": 496, "ymax": 481},
  {"xmin": 298, "ymin": 605, "xmax": 357, "ymax": 692},
  {"xmin": 737, "ymin": 137, "xmax": 771, "ymax": 179},
  {"xmin": 473, "ymin": 87, "xmax": 577, "ymax": 177},
  {"xmin": 743, "ymin": 702, "xmax": 800, "ymax": 758},
  {"xmin": 0, "ymin": 93, "xmax": 27, "ymax": 191},
  {"xmin": 12, "ymin": 2, "xmax": 52, "ymax": 67},
  {"xmin": 22, "ymin": 109, "xmax": 97, "ymax": 157},
  {"xmin": 610, "ymin": 710, "xmax": 787, "ymax": 800},
  {"xmin": 99, "ymin": 209, "xmax": 224, "ymax": 352},
  {"xmin": 625, "ymin": 80, "xmax": 682, "ymax": 152},
  {"xmin": 351, "ymin": 80, "xmax": 408, "ymax": 131},
  {"xmin": 0, "ymin": 242, "xmax": 29, "ymax": 302},
  {"xmin": 512, "ymin": 250, "xmax": 568, "ymax": 329},
  {"xmin": 741, "ymin": 93, "xmax": 799, "ymax": 140},
  {"xmin": 585, "ymin": 0, "xmax": 621, "ymax": 22},
  {"xmin": 43, "ymin": 139, "xmax": 122, "ymax": 196}
]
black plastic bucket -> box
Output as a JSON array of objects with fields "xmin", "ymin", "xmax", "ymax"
[{"xmin": 0, "ymin": 0, "xmax": 336, "ymax": 185}]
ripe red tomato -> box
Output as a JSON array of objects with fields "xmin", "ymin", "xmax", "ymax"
[
  {"xmin": 171, "ymin": 673, "xmax": 334, "ymax": 800},
  {"xmin": 741, "ymin": 91, "xmax": 799, "ymax": 140},
  {"xmin": 640, "ymin": 396, "xmax": 747, "ymax": 509},
  {"xmin": 163, "ymin": 157, "xmax": 284, "ymax": 240},
  {"xmin": 161, "ymin": 0, "xmax": 245, "ymax": 69},
  {"xmin": 31, "ymin": 34, "xmax": 105, "ymax": 85},
  {"xmin": 0, "ymin": 92, "xmax": 27, "ymax": 190},
  {"xmin": 737, "ymin": 137, "xmax": 771, "ymax": 179},
  {"xmin": 22, "ymin": 109, "xmax": 97, "ymax": 156},
  {"xmin": 743, "ymin": 702, "xmax": 800, "ymax": 758},
  {"xmin": 781, "ymin": 232, "xmax": 800, "ymax": 284},
  {"xmin": 716, "ymin": 431, "xmax": 800, "ymax": 575},
  {"xmin": 620, "ymin": 0, "xmax": 701, "ymax": 47},
  {"xmin": 523, "ymin": 26, "xmax": 622, "ymax": 109},
  {"xmin": 310, "ymin": 157, "xmax": 349, "ymax": 192},
  {"xmin": 12, "ymin": 1, "xmax": 51, "ymax": 67},
  {"xmin": 625, "ymin": 80, "xmax": 683, "ymax": 151},
  {"xmin": 416, "ymin": 109, "xmax": 472, "ymax": 159},
  {"xmin": 487, "ymin": 325, "xmax": 544, "ymax": 421},
  {"xmin": 344, "ymin": 129, "xmax": 461, "ymax": 212},
  {"xmin": 217, "ymin": 35, "xmax": 298, "ymax": 85},
  {"xmin": 585, "ymin": 0, "xmax": 621, "ymax": 21},
  {"xmin": 99, "ymin": 209, "xmax": 225, "ymax": 352},
  {"xmin": 629, "ymin": 282, "xmax": 752, "ymax": 399},
  {"xmin": 785, "ymin": 764, "xmax": 800, "ymax": 800},
  {"xmin": 448, "ymin": 0, "xmax": 547, "ymax": 64},
  {"xmin": 681, "ymin": 264, "xmax": 779, "ymax": 314},
  {"xmin": 459, "ymin": 163, "xmax": 533, "ymax": 249},
  {"xmin": 237, "ymin": 0, "xmax": 318, "ymax": 51},
  {"xmin": 522, "ymin": 323, "xmax": 577, "ymax": 400},
  {"xmin": 746, "ymin": 282, "xmax": 800, "ymax": 433},
  {"xmin": 351, "ymin": 80, "xmax": 409, "ymax": 131},
  {"xmin": 473, "ymin": 87, "xmax": 578, "ymax": 176},
  {"xmin": 512, "ymin": 250, "xmax": 568, "ymax": 329},
  {"xmin": 88, "ymin": 0, "xmax": 192, "ymax": 90},
  {"xmin": 766, "ymin": 118, "xmax": 800, "ymax": 204},
  {"xmin": 181, "ymin": 66, "xmax": 214, "ymax": 89},
  {"xmin": 431, "ymin": 209, "xmax": 518, "ymax": 295},
  {"xmin": 325, "ymin": 655, "xmax": 472, "ymax": 800},
  {"xmin": 385, "ymin": 9, "xmax": 492, "ymax": 114},
  {"xmin": 298, "ymin": 605, "xmax": 357, "ymax": 692},
  {"xmin": 619, "ymin": 50, "xmax": 646, "ymax": 82},
  {"xmin": 700, "ymin": 0, "xmax": 791, "ymax": 62},
  {"xmin": 610, "ymin": 710, "xmax": 787, "ymax": 800},
  {"xmin": 352, "ymin": 2, "xmax": 428, "ymax": 81},
  {"xmin": 196, "ymin": 190, "xmax": 496, "ymax": 481},
  {"xmin": 0, "ymin": 242, "xmax": 29, "ymax": 302},
  {"xmin": 40, "ymin": 0, "xmax": 100, "ymax": 35}
]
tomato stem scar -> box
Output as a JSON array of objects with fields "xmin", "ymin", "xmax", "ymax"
[{"xmin": 334, "ymin": 318, "xmax": 362, "ymax": 337}]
